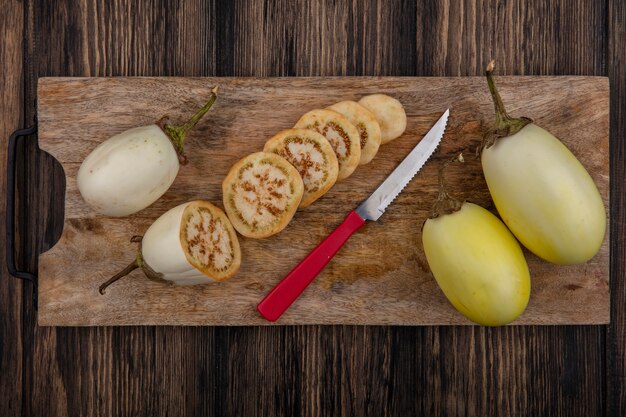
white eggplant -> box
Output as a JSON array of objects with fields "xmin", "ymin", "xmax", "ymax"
[
  {"xmin": 77, "ymin": 87, "xmax": 218, "ymax": 217},
  {"xmin": 98, "ymin": 200, "xmax": 241, "ymax": 294},
  {"xmin": 480, "ymin": 62, "xmax": 606, "ymax": 265}
]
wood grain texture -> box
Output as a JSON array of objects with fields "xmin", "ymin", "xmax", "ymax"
[
  {"xmin": 0, "ymin": 0, "xmax": 621, "ymax": 415},
  {"xmin": 36, "ymin": 75, "xmax": 609, "ymax": 326},
  {"xmin": 217, "ymin": 0, "xmax": 417, "ymax": 77},
  {"xmin": 0, "ymin": 2, "xmax": 24, "ymax": 416},
  {"xmin": 607, "ymin": 0, "xmax": 626, "ymax": 414},
  {"xmin": 415, "ymin": 0, "xmax": 607, "ymax": 76}
]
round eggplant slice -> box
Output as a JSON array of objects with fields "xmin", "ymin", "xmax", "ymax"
[
  {"xmin": 358, "ymin": 94, "xmax": 407, "ymax": 144},
  {"xmin": 264, "ymin": 128, "xmax": 338, "ymax": 208},
  {"xmin": 222, "ymin": 152, "xmax": 304, "ymax": 238},
  {"xmin": 294, "ymin": 109, "xmax": 361, "ymax": 180},
  {"xmin": 327, "ymin": 100, "xmax": 382, "ymax": 165}
]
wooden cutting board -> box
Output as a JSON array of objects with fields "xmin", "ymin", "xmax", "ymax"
[{"xmin": 36, "ymin": 76, "xmax": 609, "ymax": 326}]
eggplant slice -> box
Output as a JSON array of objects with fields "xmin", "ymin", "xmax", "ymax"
[
  {"xmin": 222, "ymin": 152, "xmax": 304, "ymax": 238},
  {"xmin": 294, "ymin": 109, "xmax": 361, "ymax": 180},
  {"xmin": 358, "ymin": 94, "xmax": 407, "ymax": 144},
  {"xmin": 264, "ymin": 128, "xmax": 339, "ymax": 208},
  {"xmin": 327, "ymin": 100, "xmax": 382, "ymax": 165}
]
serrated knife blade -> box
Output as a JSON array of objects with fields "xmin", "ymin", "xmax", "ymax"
[
  {"xmin": 257, "ymin": 109, "xmax": 449, "ymax": 321},
  {"xmin": 355, "ymin": 108, "xmax": 449, "ymax": 221}
]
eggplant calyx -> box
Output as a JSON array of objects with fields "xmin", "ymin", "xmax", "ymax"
[
  {"xmin": 158, "ymin": 86, "xmax": 219, "ymax": 165},
  {"xmin": 430, "ymin": 153, "xmax": 465, "ymax": 219},
  {"xmin": 137, "ymin": 253, "xmax": 171, "ymax": 286},
  {"xmin": 98, "ymin": 235, "xmax": 171, "ymax": 295},
  {"xmin": 482, "ymin": 61, "xmax": 532, "ymax": 150}
]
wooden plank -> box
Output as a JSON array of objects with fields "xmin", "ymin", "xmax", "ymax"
[
  {"xmin": 36, "ymin": 75, "xmax": 609, "ymax": 326},
  {"xmin": 607, "ymin": 0, "xmax": 626, "ymax": 414},
  {"xmin": 0, "ymin": 1, "xmax": 24, "ymax": 416},
  {"xmin": 416, "ymin": 0, "xmax": 607, "ymax": 76},
  {"xmin": 216, "ymin": 0, "xmax": 417, "ymax": 76}
]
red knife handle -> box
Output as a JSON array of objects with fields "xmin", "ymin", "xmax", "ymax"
[{"xmin": 257, "ymin": 210, "xmax": 366, "ymax": 321}]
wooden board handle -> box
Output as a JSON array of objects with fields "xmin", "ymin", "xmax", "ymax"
[{"xmin": 6, "ymin": 122, "xmax": 39, "ymax": 308}]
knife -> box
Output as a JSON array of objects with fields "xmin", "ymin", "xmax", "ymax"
[{"xmin": 257, "ymin": 109, "xmax": 449, "ymax": 321}]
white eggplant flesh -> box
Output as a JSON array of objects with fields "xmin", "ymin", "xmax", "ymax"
[
  {"xmin": 77, "ymin": 125, "xmax": 179, "ymax": 217},
  {"xmin": 99, "ymin": 200, "xmax": 241, "ymax": 294},
  {"xmin": 143, "ymin": 201, "xmax": 241, "ymax": 284},
  {"xmin": 482, "ymin": 123, "xmax": 606, "ymax": 264}
]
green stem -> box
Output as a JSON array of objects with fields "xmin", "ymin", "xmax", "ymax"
[
  {"xmin": 486, "ymin": 61, "xmax": 512, "ymax": 130},
  {"xmin": 482, "ymin": 61, "xmax": 532, "ymax": 149},
  {"xmin": 430, "ymin": 153, "xmax": 465, "ymax": 219},
  {"xmin": 161, "ymin": 86, "xmax": 219, "ymax": 164}
]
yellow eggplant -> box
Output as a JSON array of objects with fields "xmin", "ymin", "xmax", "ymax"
[
  {"xmin": 481, "ymin": 62, "xmax": 606, "ymax": 265},
  {"xmin": 422, "ymin": 155, "xmax": 530, "ymax": 326}
]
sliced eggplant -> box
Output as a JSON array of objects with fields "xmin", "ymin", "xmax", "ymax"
[
  {"xmin": 327, "ymin": 100, "xmax": 382, "ymax": 165},
  {"xmin": 264, "ymin": 128, "xmax": 338, "ymax": 208},
  {"xmin": 358, "ymin": 94, "xmax": 407, "ymax": 144},
  {"xmin": 294, "ymin": 109, "xmax": 361, "ymax": 180},
  {"xmin": 222, "ymin": 152, "xmax": 304, "ymax": 238},
  {"xmin": 98, "ymin": 200, "xmax": 241, "ymax": 294}
]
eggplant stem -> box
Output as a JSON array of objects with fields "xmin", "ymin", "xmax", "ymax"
[
  {"xmin": 178, "ymin": 86, "xmax": 219, "ymax": 133},
  {"xmin": 430, "ymin": 153, "xmax": 464, "ymax": 219},
  {"xmin": 98, "ymin": 235, "xmax": 172, "ymax": 295},
  {"xmin": 161, "ymin": 86, "xmax": 219, "ymax": 163},
  {"xmin": 482, "ymin": 61, "xmax": 532, "ymax": 150},
  {"xmin": 486, "ymin": 60, "xmax": 513, "ymax": 129},
  {"xmin": 98, "ymin": 260, "xmax": 139, "ymax": 295}
]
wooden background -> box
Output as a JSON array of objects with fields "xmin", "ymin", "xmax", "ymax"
[{"xmin": 1, "ymin": 0, "xmax": 624, "ymax": 415}]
